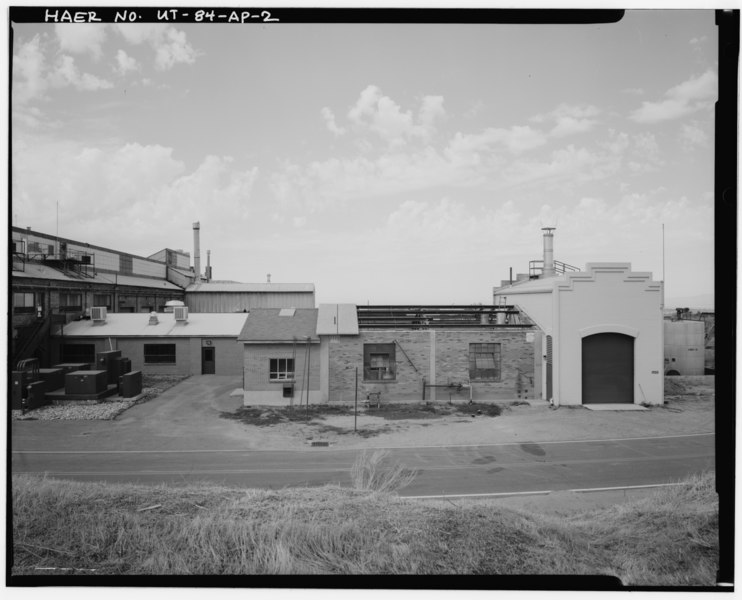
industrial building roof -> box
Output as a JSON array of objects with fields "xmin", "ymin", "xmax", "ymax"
[
  {"xmin": 13, "ymin": 263, "xmax": 183, "ymax": 291},
  {"xmin": 316, "ymin": 304, "xmax": 359, "ymax": 335},
  {"xmin": 54, "ymin": 312, "xmax": 248, "ymax": 338},
  {"xmin": 186, "ymin": 282, "xmax": 315, "ymax": 293},
  {"xmin": 237, "ymin": 308, "xmax": 319, "ymax": 343}
]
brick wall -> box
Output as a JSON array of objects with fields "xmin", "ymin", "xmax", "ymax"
[
  {"xmin": 243, "ymin": 342, "xmax": 321, "ymax": 392},
  {"xmin": 327, "ymin": 328, "xmax": 536, "ymax": 403}
]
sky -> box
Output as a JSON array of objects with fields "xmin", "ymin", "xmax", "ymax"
[{"xmin": 10, "ymin": 9, "xmax": 717, "ymax": 307}]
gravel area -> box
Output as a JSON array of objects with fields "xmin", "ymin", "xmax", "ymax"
[
  {"xmin": 11, "ymin": 375, "xmax": 188, "ymax": 421},
  {"xmin": 12, "ymin": 399, "xmax": 139, "ymax": 421}
]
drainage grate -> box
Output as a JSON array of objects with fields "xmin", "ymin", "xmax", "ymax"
[{"xmin": 310, "ymin": 441, "xmax": 329, "ymax": 447}]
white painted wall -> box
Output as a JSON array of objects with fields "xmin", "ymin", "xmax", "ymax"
[
  {"xmin": 555, "ymin": 264, "xmax": 663, "ymax": 406},
  {"xmin": 495, "ymin": 263, "xmax": 664, "ymax": 406}
]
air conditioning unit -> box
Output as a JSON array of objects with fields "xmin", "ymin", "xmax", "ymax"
[
  {"xmin": 174, "ymin": 306, "xmax": 189, "ymax": 322},
  {"xmin": 91, "ymin": 306, "xmax": 107, "ymax": 322}
]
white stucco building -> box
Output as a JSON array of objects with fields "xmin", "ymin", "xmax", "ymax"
[{"xmin": 494, "ymin": 232, "xmax": 664, "ymax": 407}]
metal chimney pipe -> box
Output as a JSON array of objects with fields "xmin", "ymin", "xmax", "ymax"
[
  {"xmin": 193, "ymin": 222, "xmax": 201, "ymax": 280},
  {"xmin": 206, "ymin": 249, "xmax": 212, "ymax": 282},
  {"xmin": 542, "ymin": 227, "xmax": 555, "ymax": 277}
]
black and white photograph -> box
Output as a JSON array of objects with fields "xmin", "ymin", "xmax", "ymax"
[{"xmin": 8, "ymin": 4, "xmax": 734, "ymax": 590}]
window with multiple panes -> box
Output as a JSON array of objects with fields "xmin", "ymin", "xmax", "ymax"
[
  {"xmin": 13, "ymin": 292, "xmax": 36, "ymax": 314},
  {"xmin": 59, "ymin": 293, "xmax": 82, "ymax": 312},
  {"xmin": 469, "ymin": 343, "xmax": 502, "ymax": 381},
  {"xmin": 120, "ymin": 255, "xmax": 133, "ymax": 274},
  {"xmin": 144, "ymin": 343, "xmax": 176, "ymax": 364},
  {"xmin": 363, "ymin": 343, "xmax": 396, "ymax": 381},
  {"xmin": 269, "ymin": 358, "xmax": 295, "ymax": 381},
  {"xmin": 93, "ymin": 294, "xmax": 112, "ymax": 309},
  {"xmin": 61, "ymin": 343, "xmax": 96, "ymax": 364}
]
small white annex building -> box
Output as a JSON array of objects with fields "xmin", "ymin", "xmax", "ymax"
[
  {"xmin": 494, "ymin": 231, "xmax": 664, "ymax": 407},
  {"xmin": 52, "ymin": 309, "xmax": 248, "ymax": 377}
]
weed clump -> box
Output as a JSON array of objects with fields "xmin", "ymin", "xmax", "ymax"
[{"xmin": 350, "ymin": 450, "xmax": 418, "ymax": 493}]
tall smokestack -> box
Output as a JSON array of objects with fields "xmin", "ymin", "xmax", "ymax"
[
  {"xmin": 206, "ymin": 250, "xmax": 212, "ymax": 282},
  {"xmin": 193, "ymin": 222, "xmax": 201, "ymax": 280},
  {"xmin": 542, "ymin": 227, "xmax": 555, "ymax": 277}
]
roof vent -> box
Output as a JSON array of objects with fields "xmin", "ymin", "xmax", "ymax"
[
  {"xmin": 149, "ymin": 311, "xmax": 159, "ymax": 325},
  {"xmin": 164, "ymin": 299, "xmax": 185, "ymax": 313},
  {"xmin": 91, "ymin": 307, "xmax": 107, "ymax": 323},
  {"xmin": 279, "ymin": 308, "xmax": 296, "ymax": 317},
  {"xmin": 174, "ymin": 306, "xmax": 189, "ymax": 322}
]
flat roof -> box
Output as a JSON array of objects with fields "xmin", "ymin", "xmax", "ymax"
[
  {"xmin": 54, "ymin": 312, "xmax": 248, "ymax": 338},
  {"xmin": 187, "ymin": 282, "xmax": 315, "ymax": 293}
]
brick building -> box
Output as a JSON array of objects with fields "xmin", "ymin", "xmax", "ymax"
[{"xmin": 239, "ymin": 303, "xmax": 538, "ymax": 406}]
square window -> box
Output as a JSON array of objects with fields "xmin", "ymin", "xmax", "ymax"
[
  {"xmin": 469, "ymin": 343, "xmax": 501, "ymax": 381},
  {"xmin": 270, "ymin": 358, "xmax": 295, "ymax": 381},
  {"xmin": 364, "ymin": 343, "xmax": 396, "ymax": 381}
]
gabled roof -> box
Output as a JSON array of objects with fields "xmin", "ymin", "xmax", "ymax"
[
  {"xmin": 186, "ymin": 282, "xmax": 315, "ymax": 293},
  {"xmin": 238, "ymin": 308, "xmax": 319, "ymax": 343},
  {"xmin": 54, "ymin": 312, "xmax": 248, "ymax": 338},
  {"xmin": 316, "ymin": 304, "xmax": 359, "ymax": 335}
]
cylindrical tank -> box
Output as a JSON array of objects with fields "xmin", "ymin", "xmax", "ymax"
[{"xmin": 542, "ymin": 227, "xmax": 555, "ymax": 277}]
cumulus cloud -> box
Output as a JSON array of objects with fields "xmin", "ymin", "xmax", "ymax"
[
  {"xmin": 345, "ymin": 85, "xmax": 445, "ymax": 146},
  {"xmin": 115, "ymin": 49, "xmax": 139, "ymax": 75},
  {"xmin": 12, "ymin": 35, "xmax": 48, "ymax": 103},
  {"xmin": 112, "ymin": 24, "xmax": 197, "ymax": 70},
  {"xmin": 321, "ymin": 107, "xmax": 346, "ymax": 136},
  {"xmin": 12, "ymin": 138, "xmax": 258, "ymax": 252},
  {"xmin": 630, "ymin": 70, "xmax": 717, "ymax": 123},
  {"xmin": 13, "ymin": 37, "xmax": 114, "ymax": 104},
  {"xmin": 54, "ymin": 24, "xmax": 107, "ymax": 59},
  {"xmin": 49, "ymin": 55, "xmax": 114, "ymax": 91},
  {"xmin": 531, "ymin": 104, "xmax": 600, "ymax": 137},
  {"xmin": 680, "ymin": 121, "xmax": 710, "ymax": 150}
]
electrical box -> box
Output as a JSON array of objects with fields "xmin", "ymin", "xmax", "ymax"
[
  {"xmin": 39, "ymin": 368, "xmax": 65, "ymax": 393},
  {"xmin": 113, "ymin": 357, "xmax": 132, "ymax": 378},
  {"xmin": 53, "ymin": 363, "xmax": 91, "ymax": 375},
  {"xmin": 120, "ymin": 370, "xmax": 143, "ymax": 398},
  {"xmin": 25, "ymin": 380, "xmax": 49, "ymax": 411},
  {"xmin": 11, "ymin": 371, "xmax": 24, "ymax": 409},
  {"xmin": 96, "ymin": 350, "xmax": 122, "ymax": 384},
  {"xmin": 65, "ymin": 370, "xmax": 108, "ymax": 395}
]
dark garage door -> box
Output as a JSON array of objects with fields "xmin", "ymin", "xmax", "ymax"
[{"xmin": 582, "ymin": 333, "xmax": 634, "ymax": 404}]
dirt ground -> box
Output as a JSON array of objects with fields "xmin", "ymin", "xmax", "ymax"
[{"xmin": 221, "ymin": 376, "xmax": 715, "ymax": 451}]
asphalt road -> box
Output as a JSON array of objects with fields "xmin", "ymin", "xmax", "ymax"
[{"xmin": 12, "ymin": 433, "xmax": 714, "ymax": 497}]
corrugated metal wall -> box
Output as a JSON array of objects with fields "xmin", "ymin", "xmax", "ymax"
[{"xmin": 186, "ymin": 292, "xmax": 315, "ymax": 312}]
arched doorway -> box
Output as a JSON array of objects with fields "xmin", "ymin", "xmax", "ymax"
[{"xmin": 582, "ymin": 332, "xmax": 634, "ymax": 404}]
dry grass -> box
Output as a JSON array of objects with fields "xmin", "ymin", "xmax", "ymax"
[
  {"xmin": 11, "ymin": 472, "xmax": 718, "ymax": 584},
  {"xmin": 350, "ymin": 450, "xmax": 418, "ymax": 493}
]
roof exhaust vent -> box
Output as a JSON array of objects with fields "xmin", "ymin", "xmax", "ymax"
[
  {"xmin": 164, "ymin": 299, "xmax": 185, "ymax": 313},
  {"xmin": 148, "ymin": 311, "xmax": 159, "ymax": 325},
  {"xmin": 91, "ymin": 307, "xmax": 107, "ymax": 323},
  {"xmin": 174, "ymin": 306, "xmax": 189, "ymax": 322}
]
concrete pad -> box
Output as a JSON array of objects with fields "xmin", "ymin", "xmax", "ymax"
[
  {"xmin": 229, "ymin": 388, "xmax": 244, "ymax": 398},
  {"xmin": 584, "ymin": 404, "xmax": 649, "ymax": 411}
]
